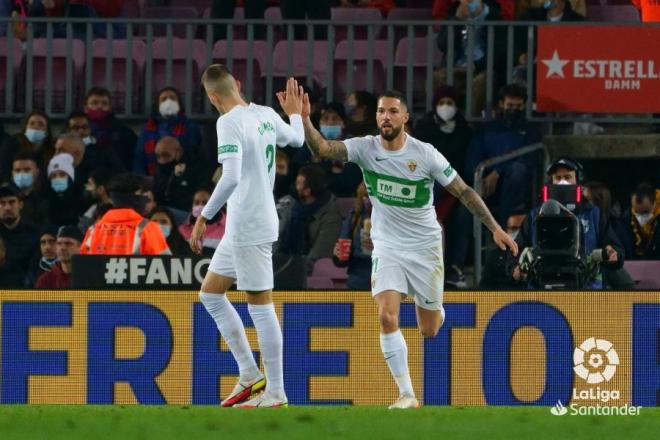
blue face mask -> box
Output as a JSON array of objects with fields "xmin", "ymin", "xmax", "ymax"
[
  {"xmin": 320, "ymin": 124, "xmax": 342, "ymax": 140},
  {"xmin": 467, "ymin": 0, "xmax": 481, "ymax": 13},
  {"xmin": 159, "ymin": 224, "xmax": 171, "ymax": 238},
  {"xmin": 50, "ymin": 176, "xmax": 69, "ymax": 193},
  {"xmin": 543, "ymin": 0, "xmax": 553, "ymax": 9},
  {"xmin": 13, "ymin": 172, "xmax": 34, "ymax": 189},
  {"xmin": 25, "ymin": 128, "xmax": 47, "ymax": 144}
]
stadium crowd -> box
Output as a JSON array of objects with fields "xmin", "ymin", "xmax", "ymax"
[{"xmin": 1, "ymin": 0, "xmax": 658, "ymax": 290}]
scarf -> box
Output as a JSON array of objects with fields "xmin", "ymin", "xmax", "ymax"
[{"xmin": 142, "ymin": 113, "xmax": 187, "ymax": 176}]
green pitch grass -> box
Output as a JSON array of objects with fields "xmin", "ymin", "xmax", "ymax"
[{"xmin": 1, "ymin": 405, "xmax": 659, "ymax": 440}]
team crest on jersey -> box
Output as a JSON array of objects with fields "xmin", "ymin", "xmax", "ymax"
[{"xmin": 407, "ymin": 160, "xmax": 417, "ymax": 172}]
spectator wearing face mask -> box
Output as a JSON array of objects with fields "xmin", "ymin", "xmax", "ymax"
[
  {"xmin": 24, "ymin": 224, "xmax": 59, "ymax": 287},
  {"xmin": 134, "ymin": 87, "xmax": 203, "ymax": 177},
  {"xmin": 150, "ymin": 206, "xmax": 192, "ymax": 256},
  {"xmin": 11, "ymin": 152, "xmax": 48, "ymax": 224},
  {"xmin": 294, "ymin": 102, "xmax": 363, "ymax": 197},
  {"xmin": 45, "ymin": 153, "xmax": 85, "ymax": 227},
  {"xmin": 466, "ymin": 84, "xmax": 541, "ymax": 227},
  {"xmin": 152, "ymin": 136, "xmax": 203, "ymax": 211},
  {"xmin": 84, "ymin": 87, "xmax": 137, "ymax": 171},
  {"xmin": 616, "ymin": 183, "xmax": 660, "ymax": 260},
  {"xmin": 178, "ymin": 186, "xmax": 226, "ymax": 254},
  {"xmin": 13, "ymin": 111, "xmax": 55, "ymax": 172},
  {"xmin": 414, "ymin": 86, "xmax": 474, "ymax": 288}
]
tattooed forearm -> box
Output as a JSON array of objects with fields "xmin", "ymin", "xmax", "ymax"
[
  {"xmin": 445, "ymin": 175, "xmax": 500, "ymax": 233},
  {"xmin": 303, "ymin": 117, "xmax": 348, "ymax": 161}
]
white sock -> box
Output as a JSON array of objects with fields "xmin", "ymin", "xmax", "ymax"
[
  {"xmin": 199, "ymin": 292, "xmax": 261, "ymax": 383},
  {"xmin": 380, "ymin": 329, "xmax": 415, "ymax": 397},
  {"xmin": 248, "ymin": 303, "xmax": 285, "ymax": 399}
]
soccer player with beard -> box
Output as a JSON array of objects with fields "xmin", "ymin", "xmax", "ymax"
[{"xmin": 301, "ymin": 90, "xmax": 518, "ymax": 409}]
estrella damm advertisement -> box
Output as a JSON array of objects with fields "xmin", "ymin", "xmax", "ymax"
[{"xmin": 0, "ymin": 290, "xmax": 658, "ymax": 406}]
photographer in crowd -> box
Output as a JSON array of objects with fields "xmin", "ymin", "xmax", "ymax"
[{"xmin": 511, "ymin": 157, "xmax": 625, "ymax": 289}]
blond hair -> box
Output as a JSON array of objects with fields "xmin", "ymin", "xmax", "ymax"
[{"xmin": 201, "ymin": 64, "xmax": 236, "ymax": 96}]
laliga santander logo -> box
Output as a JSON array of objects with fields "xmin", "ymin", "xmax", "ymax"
[{"xmin": 573, "ymin": 337, "xmax": 619, "ymax": 384}]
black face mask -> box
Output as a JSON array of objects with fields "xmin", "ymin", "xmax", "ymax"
[{"xmin": 503, "ymin": 109, "xmax": 525, "ymax": 123}]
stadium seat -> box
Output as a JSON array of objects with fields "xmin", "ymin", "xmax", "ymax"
[
  {"xmin": 335, "ymin": 197, "xmax": 357, "ymax": 219},
  {"xmin": 331, "ymin": 7, "xmax": 383, "ymax": 42},
  {"xmin": 393, "ymin": 36, "xmax": 443, "ymax": 107},
  {"xmin": 90, "ymin": 39, "xmax": 147, "ymax": 114},
  {"xmin": 142, "ymin": 7, "xmax": 200, "ymax": 38},
  {"xmin": 306, "ymin": 276, "xmax": 336, "ymax": 289},
  {"xmin": 271, "ymin": 40, "xmax": 332, "ymax": 91},
  {"xmin": 387, "ymin": 8, "xmax": 433, "ymax": 40},
  {"xmin": 18, "ymin": 38, "xmax": 85, "ymax": 114},
  {"xmin": 151, "ymin": 38, "xmax": 207, "ymax": 112},
  {"xmin": 0, "ymin": 37, "xmax": 23, "ymax": 113},
  {"xmin": 623, "ymin": 261, "xmax": 660, "ymax": 289},
  {"xmin": 333, "ymin": 40, "xmax": 387, "ymax": 100},
  {"xmin": 311, "ymin": 258, "xmax": 348, "ymax": 289},
  {"xmin": 587, "ymin": 5, "xmax": 641, "ymax": 22},
  {"xmin": 212, "ymin": 40, "xmax": 266, "ymax": 102},
  {"xmin": 166, "ymin": 0, "xmax": 209, "ymax": 15},
  {"xmin": 264, "ymin": 6, "xmax": 283, "ymax": 41}
]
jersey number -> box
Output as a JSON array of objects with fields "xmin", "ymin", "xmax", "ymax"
[{"xmin": 265, "ymin": 144, "xmax": 275, "ymax": 172}]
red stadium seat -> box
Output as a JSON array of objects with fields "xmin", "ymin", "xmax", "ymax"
[
  {"xmin": 623, "ymin": 261, "xmax": 660, "ymax": 289},
  {"xmin": 331, "ymin": 7, "xmax": 383, "ymax": 42},
  {"xmin": 18, "ymin": 38, "xmax": 85, "ymax": 114},
  {"xmin": 310, "ymin": 258, "xmax": 348, "ymax": 289},
  {"xmin": 333, "ymin": 40, "xmax": 387, "ymax": 100},
  {"xmin": 587, "ymin": 5, "xmax": 641, "ymax": 21},
  {"xmin": 90, "ymin": 39, "xmax": 147, "ymax": 113},
  {"xmin": 212, "ymin": 40, "xmax": 267, "ymax": 102},
  {"xmin": 306, "ymin": 276, "xmax": 336, "ymax": 289},
  {"xmin": 393, "ymin": 36, "xmax": 443, "ymax": 106},
  {"xmin": 271, "ymin": 40, "xmax": 332, "ymax": 91},
  {"xmin": 0, "ymin": 37, "xmax": 23, "ymax": 113},
  {"xmin": 151, "ymin": 37, "xmax": 207, "ymax": 111},
  {"xmin": 142, "ymin": 7, "xmax": 200, "ymax": 38}
]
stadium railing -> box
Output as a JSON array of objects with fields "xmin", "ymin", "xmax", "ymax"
[{"xmin": 2, "ymin": 17, "xmax": 660, "ymax": 122}]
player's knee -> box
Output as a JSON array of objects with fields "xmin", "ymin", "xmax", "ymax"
[
  {"xmin": 420, "ymin": 325, "xmax": 439, "ymax": 338},
  {"xmin": 378, "ymin": 310, "xmax": 399, "ymax": 332}
]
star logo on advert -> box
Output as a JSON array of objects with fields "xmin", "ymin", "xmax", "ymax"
[{"xmin": 542, "ymin": 50, "xmax": 570, "ymax": 79}]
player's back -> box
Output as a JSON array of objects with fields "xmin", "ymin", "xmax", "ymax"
[{"xmin": 217, "ymin": 105, "xmax": 278, "ymax": 246}]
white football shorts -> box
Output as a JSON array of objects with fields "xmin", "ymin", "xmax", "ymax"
[
  {"xmin": 370, "ymin": 244, "xmax": 445, "ymax": 311},
  {"xmin": 208, "ymin": 238, "xmax": 274, "ymax": 291}
]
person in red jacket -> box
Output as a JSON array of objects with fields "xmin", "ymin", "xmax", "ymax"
[
  {"xmin": 35, "ymin": 225, "xmax": 83, "ymax": 289},
  {"xmin": 632, "ymin": 0, "xmax": 660, "ymax": 22}
]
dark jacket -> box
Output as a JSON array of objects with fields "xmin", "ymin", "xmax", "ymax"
[
  {"xmin": 615, "ymin": 209, "xmax": 660, "ymax": 260},
  {"xmin": 0, "ymin": 219, "xmax": 39, "ymax": 288},
  {"xmin": 89, "ymin": 115, "xmax": 138, "ymax": 172},
  {"xmin": 134, "ymin": 113, "xmax": 203, "ymax": 176},
  {"xmin": 414, "ymin": 111, "xmax": 473, "ymax": 178},
  {"xmin": 0, "ymin": 123, "xmax": 21, "ymax": 182},
  {"xmin": 45, "ymin": 179, "xmax": 85, "ymax": 226},
  {"xmin": 153, "ymin": 152, "xmax": 204, "ymax": 212},
  {"xmin": 465, "ymin": 116, "xmax": 541, "ymax": 184}
]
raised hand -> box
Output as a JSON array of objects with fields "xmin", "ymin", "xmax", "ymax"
[{"xmin": 276, "ymin": 77, "xmax": 303, "ymax": 116}]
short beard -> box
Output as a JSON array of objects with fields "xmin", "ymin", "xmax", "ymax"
[
  {"xmin": 0, "ymin": 216, "xmax": 18, "ymax": 227},
  {"xmin": 380, "ymin": 125, "xmax": 402, "ymax": 141}
]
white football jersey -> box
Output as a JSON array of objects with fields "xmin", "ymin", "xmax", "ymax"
[
  {"xmin": 344, "ymin": 134, "xmax": 457, "ymax": 250},
  {"xmin": 213, "ymin": 105, "xmax": 279, "ymax": 246}
]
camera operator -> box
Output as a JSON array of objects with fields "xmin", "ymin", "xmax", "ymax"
[{"xmin": 511, "ymin": 157, "xmax": 624, "ymax": 289}]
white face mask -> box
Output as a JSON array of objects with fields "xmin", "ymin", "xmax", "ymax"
[
  {"xmin": 436, "ymin": 104, "xmax": 457, "ymax": 122},
  {"xmin": 556, "ymin": 179, "xmax": 572, "ymax": 186},
  {"xmin": 159, "ymin": 99, "xmax": 180, "ymax": 117},
  {"xmin": 82, "ymin": 135, "xmax": 95, "ymax": 146},
  {"xmin": 635, "ymin": 212, "xmax": 654, "ymax": 226}
]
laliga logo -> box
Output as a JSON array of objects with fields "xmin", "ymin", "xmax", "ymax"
[{"xmin": 573, "ymin": 337, "xmax": 619, "ymax": 384}]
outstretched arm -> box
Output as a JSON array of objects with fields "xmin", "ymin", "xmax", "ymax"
[
  {"xmin": 445, "ymin": 174, "xmax": 519, "ymax": 256},
  {"xmin": 301, "ymin": 93, "xmax": 348, "ymax": 161}
]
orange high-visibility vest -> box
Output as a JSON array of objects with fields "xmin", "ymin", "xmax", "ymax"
[
  {"xmin": 81, "ymin": 208, "xmax": 170, "ymax": 255},
  {"xmin": 632, "ymin": 0, "xmax": 660, "ymax": 22}
]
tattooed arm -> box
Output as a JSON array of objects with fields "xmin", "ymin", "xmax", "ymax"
[
  {"xmin": 302, "ymin": 116, "xmax": 348, "ymax": 161},
  {"xmin": 445, "ymin": 174, "xmax": 519, "ymax": 255}
]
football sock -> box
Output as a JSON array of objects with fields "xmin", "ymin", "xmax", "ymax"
[
  {"xmin": 199, "ymin": 292, "xmax": 261, "ymax": 383},
  {"xmin": 248, "ymin": 303, "xmax": 285, "ymax": 399},
  {"xmin": 380, "ymin": 329, "xmax": 415, "ymax": 397}
]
